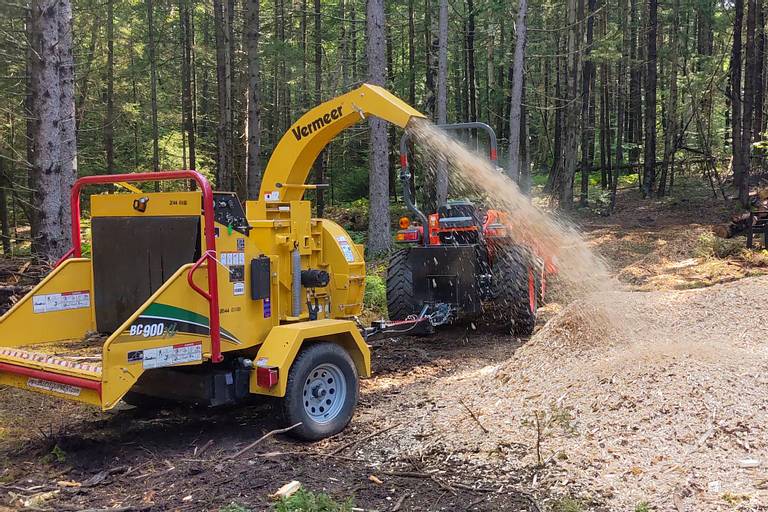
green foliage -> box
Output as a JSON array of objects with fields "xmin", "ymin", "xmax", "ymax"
[
  {"xmin": 363, "ymin": 275, "xmax": 387, "ymax": 312},
  {"xmin": 695, "ymin": 233, "xmax": 744, "ymax": 259},
  {"xmin": 42, "ymin": 444, "xmax": 67, "ymax": 464},
  {"xmin": 634, "ymin": 502, "xmax": 653, "ymax": 512},
  {"xmin": 274, "ymin": 489, "xmax": 354, "ymax": 512}
]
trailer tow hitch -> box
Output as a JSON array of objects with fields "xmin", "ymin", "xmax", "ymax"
[{"xmin": 360, "ymin": 303, "xmax": 453, "ymax": 341}]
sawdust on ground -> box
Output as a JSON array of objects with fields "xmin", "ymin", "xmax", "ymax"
[{"xmin": 361, "ymin": 276, "xmax": 768, "ymax": 511}]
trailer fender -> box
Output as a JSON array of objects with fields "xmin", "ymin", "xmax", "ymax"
[{"xmin": 251, "ymin": 319, "xmax": 371, "ymax": 397}]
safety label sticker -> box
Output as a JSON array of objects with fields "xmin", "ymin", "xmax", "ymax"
[
  {"xmin": 336, "ymin": 236, "xmax": 355, "ymax": 262},
  {"xmin": 141, "ymin": 342, "xmax": 202, "ymax": 369},
  {"xmin": 233, "ymin": 282, "xmax": 245, "ymax": 296},
  {"xmin": 27, "ymin": 377, "xmax": 82, "ymax": 397},
  {"xmin": 32, "ymin": 290, "xmax": 90, "ymax": 314},
  {"xmin": 221, "ymin": 252, "xmax": 245, "ymax": 266}
]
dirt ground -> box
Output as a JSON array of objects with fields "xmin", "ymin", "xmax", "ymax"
[{"xmin": 1, "ymin": 186, "xmax": 767, "ymax": 511}]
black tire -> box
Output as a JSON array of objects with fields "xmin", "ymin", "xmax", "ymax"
[
  {"xmin": 282, "ymin": 342, "xmax": 359, "ymax": 441},
  {"xmin": 493, "ymin": 245, "xmax": 537, "ymax": 336},
  {"xmin": 386, "ymin": 249, "xmax": 420, "ymax": 321}
]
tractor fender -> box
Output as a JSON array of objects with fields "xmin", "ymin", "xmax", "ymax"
[{"xmin": 250, "ymin": 319, "xmax": 371, "ymax": 397}]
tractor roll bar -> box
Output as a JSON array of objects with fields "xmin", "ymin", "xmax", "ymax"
[
  {"xmin": 66, "ymin": 171, "xmax": 223, "ymax": 364},
  {"xmin": 398, "ymin": 122, "xmax": 498, "ymax": 246}
]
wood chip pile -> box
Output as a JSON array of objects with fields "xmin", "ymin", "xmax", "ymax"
[{"xmin": 364, "ymin": 277, "xmax": 768, "ymax": 510}]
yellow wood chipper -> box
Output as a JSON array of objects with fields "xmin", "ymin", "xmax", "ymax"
[{"xmin": 0, "ymin": 84, "xmax": 424, "ymax": 441}]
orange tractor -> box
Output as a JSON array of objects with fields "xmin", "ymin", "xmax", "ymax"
[{"xmin": 383, "ymin": 123, "xmax": 551, "ymax": 336}]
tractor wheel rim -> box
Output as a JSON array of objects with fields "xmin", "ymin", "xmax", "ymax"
[{"xmin": 302, "ymin": 363, "xmax": 346, "ymax": 424}]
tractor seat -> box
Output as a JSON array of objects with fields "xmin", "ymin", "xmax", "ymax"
[{"xmin": 437, "ymin": 200, "xmax": 481, "ymax": 229}]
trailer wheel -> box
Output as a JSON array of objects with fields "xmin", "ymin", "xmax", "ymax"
[
  {"xmin": 493, "ymin": 245, "xmax": 537, "ymax": 336},
  {"xmin": 386, "ymin": 249, "xmax": 420, "ymax": 321},
  {"xmin": 282, "ymin": 342, "xmax": 359, "ymax": 441}
]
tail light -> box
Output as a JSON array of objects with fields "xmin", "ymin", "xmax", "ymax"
[
  {"xmin": 256, "ymin": 366, "xmax": 279, "ymax": 388},
  {"xmin": 399, "ymin": 216, "xmax": 411, "ymax": 229},
  {"xmin": 396, "ymin": 229, "xmax": 421, "ymax": 242}
]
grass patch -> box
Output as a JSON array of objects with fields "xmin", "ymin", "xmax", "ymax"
[
  {"xmin": 634, "ymin": 502, "xmax": 653, "ymax": 512},
  {"xmin": 275, "ymin": 489, "xmax": 354, "ymax": 512},
  {"xmin": 552, "ymin": 497, "xmax": 585, "ymax": 512}
]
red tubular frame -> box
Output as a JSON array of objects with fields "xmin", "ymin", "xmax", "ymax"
[
  {"xmin": 0, "ymin": 362, "xmax": 102, "ymax": 393},
  {"xmin": 66, "ymin": 171, "xmax": 223, "ymax": 364}
]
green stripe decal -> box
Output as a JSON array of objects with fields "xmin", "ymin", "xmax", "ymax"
[{"xmin": 140, "ymin": 303, "xmax": 241, "ymax": 344}]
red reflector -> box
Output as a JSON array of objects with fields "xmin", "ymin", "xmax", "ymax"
[
  {"xmin": 490, "ymin": 148, "xmax": 498, "ymax": 161},
  {"xmin": 400, "ymin": 154, "xmax": 408, "ymax": 169},
  {"xmin": 256, "ymin": 366, "xmax": 279, "ymax": 388}
]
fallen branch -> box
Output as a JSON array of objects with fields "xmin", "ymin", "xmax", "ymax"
[
  {"xmin": 227, "ymin": 422, "xmax": 302, "ymax": 459},
  {"xmin": 459, "ymin": 399, "xmax": 489, "ymax": 434},
  {"xmin": 329, "ymin": 422, "xmax": 401, "ymax": 456}
]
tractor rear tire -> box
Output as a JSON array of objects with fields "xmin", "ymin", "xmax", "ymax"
[
  {"xmin": 493, "ymin": 245, "xmax": 537, "ymax": 336},
  {"xmin": 386, "ymin": 249, "xmax": 420, "ymax": 321},
  {"xmin": 282, "ymin": 342, "xmax": 359, "ymax": 441}
]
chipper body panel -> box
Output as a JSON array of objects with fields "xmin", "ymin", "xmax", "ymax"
[{"xmin": 0, "ymin": 84, "xmax": 425, "ymax": 440}]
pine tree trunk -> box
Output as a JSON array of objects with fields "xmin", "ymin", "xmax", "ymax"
[
  {"xmin": 180, "ymin": 0, "xmax": 196, "ymax": 171},
  {"xmin": 313, "ymin": 0, "xmax": 325, "ymax": 216},
  {"xmin": 435, "ymin": 0, "xmax": 449, "ymax": 206},
  {"xmin": 408, "ymin": 0, "xmax": 416, "ymax": 105},
  {"xmin": 731, "ymin": 0, "xmax": 745, "ymax": 203},
  {"xmin": 579, "ymin": 0, "xmax": 595, "ymax": 206},
  {"xmin": 57, "ymin": 0, "xmax": 76, "ymax": 241},
  {"xmin": 147, "ymin": 0, "xmax": 160, "ymax": 175},
  {"xmin": 245, "ymin": 0, "xmax": 260, "ymax": 199},
  {"xmin": 214, "ymin": 0, "xmax": 233, "ymax": 189},
  {"xmin": 642, "ymin": 0, "xmax": 658, "ymax": 198},
  {"xmin": 558, "ymin": 0, "xmax": 580, "ymax": 208},
  {"xmin": 611, "ymin": 0, "xmax": 629, "ymax": 212},
  {"xmin": 105, "ymin": 0, "xmax": 115, "ymax": 174},
  {"xmin": 507, "ymin": 0, "xmax": 527, "ymax": 183},
  {"xmin": 366, "ymin": 0, "xmax": 391, "ymax": 255},
  {"xmin": 466, "ymin": 0, "xmax": 477, "ymax": 121},
  {"xmin": 659, "ymin": 0, "xmax": 678, "ymax": 197},
  {"xmin": 741, "ymin": 0, "xmax": 757, "ymax": 207},
  {"xmin": 30, "ymin": 0, "xmax": 68, "ymax": 260}
]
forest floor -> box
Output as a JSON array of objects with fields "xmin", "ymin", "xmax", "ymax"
[{"xmin": 1, "ymin": 183, "xmax": 767, "ymax": 512}]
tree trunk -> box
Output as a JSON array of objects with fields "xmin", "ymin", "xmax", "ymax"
[
  {"xmin": 424, "ymin": 0, "xmax": 437, "ymax": 117},
  {"xmin": 611, "ymin": 0, "xmax": 629, "ymax": 212},
  {"xmin": 105, "ymin": 0, "xmax": 115, "ymax": 174},
  {"xmin": 408, "ymin": 0, "xmax": 416, "ymax": 105},
  {"xmin": 466, "ymin": 0, "xmax": 477, "ymax": 121},
  {"xmin": 245, "ymin": 0, "xmax": 260, "ymax": 199},
  {"xmin": 313, "ymin": 0, "xmax": 325, "ymax": 216},
  {"xmin": 30, "ymin": 0, "xmax": 68, "ymax": 260},
  {"xmin": 507, "ymin": 0, "xmax": 527, "ymax": 183},
  {"xmin": 147, "ymin": 0, "xmax": 160, "ymax": 175},
  {"xmin": 579, "ymin": 0, "xmax": 596, "ymax": 206},
  {"xmin": 57, "ymin": 0, "xmax": 76, "ymax": 241},
  {"xmin": 366, "ymin": 0, "xmax": 391, "ymax": 255},
  {"xmin": 642, "ymin": 0, "xmax": 658, "ymax": 198},
  {"xmin": 659, "ymin": 0, "xmax": 679, "ymax": 197},
  {"xmin": 435, "ymin": 0, "xmax": 449, "ymax": 206},
  {"xmin": 732, "ymin": 0, "xmax": 745, "ymax": 204},
  {"xmin": 180, "ymin": 0, "xmax": 196, "ymax": 171},
  {"xmin": 741, "ymin": 0, "xmax": 757, "ymax": 207},
  {"xmin": 558, "ymin": 0, "xmax": 580, "ymax": 208},
  {"xmin": 214, "ymin": 0, "xmax": 233, "ymax": 190}
]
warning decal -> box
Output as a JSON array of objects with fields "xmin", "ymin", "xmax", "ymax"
[
  {"xmin": 142, "ymin": 342, "xmax": 203, "ymax": 369},
  {"xmin": 27, "ymin": 378, "xmax": 82, "ymax": 397},
  {"xmin": 32, "ymin": 290, "xmax": 90, "ymax": 314},
  {"xmin": 336, "ymin": 236, "xmax": 356, "ymax": 262}
]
